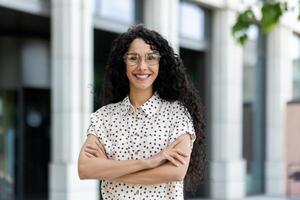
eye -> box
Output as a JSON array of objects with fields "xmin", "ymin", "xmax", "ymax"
[
  {"xmin": 126, "ymin": 54, "xmax": 139, "ymax": 61},
  {"xmin": 147, "ymin": 53, "xmax": 159, "ymax": 61}
]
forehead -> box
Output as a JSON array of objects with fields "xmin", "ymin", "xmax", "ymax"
[{"xmin": 127, "ymin": 38, "xmax": 153, "ymax": 53}]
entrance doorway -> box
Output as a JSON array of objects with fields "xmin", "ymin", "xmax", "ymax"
[{"xmin": 0, "ymin": 7, "xmax": 50, "ymax": 199}]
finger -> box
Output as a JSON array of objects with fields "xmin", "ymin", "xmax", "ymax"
[
  {"xmin": 85, "ymin": 152, "xmax": 96, "ymax": 158},
  {"xmin": 85, "ymin": 145, "xmax": 100, "ymax": 152},
  {"xmin": 95, "ymin": 141, "xmax": 105, "ymax": 153},
  {"xmin": 174, "ymin": 149, "xmax": 189, "ymax": 157},
  {"xmin": 84, "ymin": 147, "xmax": 101, "ymax": 157},
  {"xmin": 168, "ymin": 151, "xmax": 185, "ymax": 164},
  {"xmin": 94, "ymin": 142, "xmax": 108, "ymax": 158},
  {"xmin": 86, "ymin": 144, "xmax": 108, "ymax": 159},
  {"xmin": 165, "ymin": 154, "xmax": 180, "ymax": 167},
  {"xmin": 85, "ymin": 152, "xmax": 92, "ymax": 158},
  {"xmin": 168, "ymin": 148, "xmax": 188, "ymax": 158},
  {"xmin": 85, "ymin": 145, "xmax": 103, "ymax": 154},
  {"xmin": 171, "ymin": 153, "xmax": 186, "ymax": 165},
  {"xmin": 167, "ymin": 156, "xmax": 180, "ymax": 167},
  {"xmin": 86, "ymin": 144, "xmax": 100, "ymax": 150},
  {"xmin": 85, "ymin": 147, "xmax": 101, "ymax": 156}
]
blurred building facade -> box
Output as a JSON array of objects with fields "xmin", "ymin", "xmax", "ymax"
[{"xmin": 0, "ymin": 0, "xmax": 299, "ymax": 200}]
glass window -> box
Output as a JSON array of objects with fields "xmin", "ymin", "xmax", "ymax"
[
  {"xmin": 94, "ymin": 0, "xmax": 135, "ymax": 24},
  {"xmin": 242, "ymin": 25, "xmax": 266, "ymax": 195},
  {"xmin": 179, "ymin": 2, "xmax": 205, "ymax": 41},
  {"xmin": 241, "ymin": 0, "xmax": 259, "ymax": 6},
  {"xmin": 243, "ymin": 25, "xmax": 259, "ymax": 103},
  {"xmin": 291, "ymin": 34, "xmax": 300, "ymax": 100}
]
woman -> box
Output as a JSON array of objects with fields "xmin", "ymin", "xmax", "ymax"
[{"xmin": 78, "ymin": 24, "xmax": 206, "ymax": 200}]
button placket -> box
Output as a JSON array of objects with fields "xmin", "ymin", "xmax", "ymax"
[
  {"xmin": 127, "ymin": 113, "xmax": 135, "ymax": 157},
  {"xmin": 130, "ymin": 109, "xmax": 139, "ymax": 158}
]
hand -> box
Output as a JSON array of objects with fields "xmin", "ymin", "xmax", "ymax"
[
  {"xmin": 148, "ymin": 137, "xmax": 188, "ymax": 168},
  {"xmin": 84, "ymin": 139, "xmax": 107, "ymax": 158}
]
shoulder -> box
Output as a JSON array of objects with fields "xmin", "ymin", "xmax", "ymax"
[
  {"xmin": 159, "ymin": 100, "xmax": 190, "ymax": 119},
  {"xmin": 167, "ymin": 101, "xmax": 192, "ymax": 122},
  {"xmin": 169, "ymin": 100, "xmax": 188, "ymax": 113}
]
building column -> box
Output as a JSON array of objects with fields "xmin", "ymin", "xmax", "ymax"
[
  {"xmin": 50, "ymin": 0, "xmax": 97, "ymax": 199},
  {"xmin": 210, "ymin": 8, "xmax": 246, "ymax": 199},
  {"xmin": 143, "ymin": 0, "xmax": 179, "ymax": 51},
  {"xmin": 265, "ymin": 25, "xmax": 292, "ymax": 195}
]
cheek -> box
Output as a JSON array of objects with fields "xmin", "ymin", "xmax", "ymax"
[
  {"xmin": 126, "ymin": 72, "xmax": 133, "ymax": 83},
  {"xmin": 153, "ymin": 67, "xmax": 159, "ymax": 77},
  {"xmin": 125, "ymin": 66, "xmax": 132, "ymax": 78}
]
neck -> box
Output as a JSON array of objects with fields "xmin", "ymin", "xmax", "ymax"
[{"xmin": 129, "ymin": 87, "xmax": 154, "ymax": 108}]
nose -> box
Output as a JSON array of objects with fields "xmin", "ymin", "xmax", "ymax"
[{"xmin": 137, "ymin": 58, "xmax": 148, "ymax": 70}]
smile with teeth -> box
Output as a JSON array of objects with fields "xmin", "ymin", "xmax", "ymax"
[{"xmin": 134, "ymin": 74, "xmax": 151, "ymax": 81}]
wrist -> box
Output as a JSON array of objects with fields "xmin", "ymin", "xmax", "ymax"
[
  {"xmin": 146, "ymin": 156, "xmax": 164, "ymax": 169},
  {"xmin": 142, "ymin": 158, "xmax": 155, "ymax": 169}
]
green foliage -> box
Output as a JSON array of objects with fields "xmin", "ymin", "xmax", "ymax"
[
  {"xmin": 232, "ymin": 9, "xmax": 256, "ymax": 45},
  {"xmin": 261, "ymin": 2, "xmax": 283, "ymax": 32},
  {"xmin": 298, "ymin": 0, "xmax": 300, "ymax": 20},
  {"xmin": 232, "ymin": 0, "xmax": 299, "ymax": 45}
]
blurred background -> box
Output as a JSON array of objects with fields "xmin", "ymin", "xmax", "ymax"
[{"xmin": 0, "ymin": 0, "xmax": 299, "ymax": 199}]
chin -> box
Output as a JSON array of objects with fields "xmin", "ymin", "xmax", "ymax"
[
  {"xmin": 132, "ymin": 84, "xmax": 152, "ymax": 90},
  {"xmin": 128, "ymin": 78, "xmax": 154, "ymax": 89}
]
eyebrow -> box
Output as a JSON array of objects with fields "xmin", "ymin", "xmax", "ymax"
[{"xmin": 126, "ymin": 51, "xmax": 158, "ymax": 55}]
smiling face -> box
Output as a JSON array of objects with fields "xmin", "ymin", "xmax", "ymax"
[{"xmin": 125, "ymin": 38, "xmax": 160, "ymax": 93}]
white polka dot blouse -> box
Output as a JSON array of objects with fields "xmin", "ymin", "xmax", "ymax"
[{"xmin": 87, "ymin": 91, "xmax": 196, "ymax": 200}]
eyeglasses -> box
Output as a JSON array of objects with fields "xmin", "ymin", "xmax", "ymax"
[{"xmin": 123, "ymin": 52, "xmax": 161, "ymax": 67}]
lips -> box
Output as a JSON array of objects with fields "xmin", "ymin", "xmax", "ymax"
[{"xmin": 134, "ymin": 74, "xmax": 151, "ymax": 81}]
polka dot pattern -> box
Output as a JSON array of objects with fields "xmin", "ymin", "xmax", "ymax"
[{"xmin": 87, "ymin": 91, "xmax": 196, "ymax": 200}]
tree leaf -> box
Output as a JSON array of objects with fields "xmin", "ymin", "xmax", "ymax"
[
  {"xmin": 239, "ymin": 34, "xmax": 248, "ymax": 45},
  {"xmin": 232, "ymin": 9, "xmax": 256, "ymax": 35},
  {"xmin": 232, "ymin": 0, "xmax": 298, "ymax": 46},
  {"xmin": 298, "ymin": 1, "xmax": 300, "ymax": 20},
  {"xmin": 232, "ymin": 8, "xmax": 257, "ymax": 45},
  {"xmin": 261, "ymin": 2, "xmax": 283, "ymax": 32}
]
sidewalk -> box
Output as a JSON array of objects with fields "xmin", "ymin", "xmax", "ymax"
[
  {"xmin": 246, "ymin": 196, "xmax": 300, "ymax": 200},
  {"xmin": 189, "ymin": 196, "xmax": 300, "ymax": 200}
]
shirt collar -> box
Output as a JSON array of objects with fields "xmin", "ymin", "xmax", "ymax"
[
  {"xmin": 120, "ymin": 96, "xmax": 132, "ymax": 116},
  {"xmin": 120, "ymin": 91, "xmax": 161, "ymax": 118}
]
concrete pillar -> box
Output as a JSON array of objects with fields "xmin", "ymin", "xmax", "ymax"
[
  {"xmin": 143, "ymin": 0, "xmax": 179, "ymax": 51},
  {"xmin": 210, "ymin": 8, "xmax": 246, "ymax": 199},
  {"xmin": 50, "ymin": 0, "xmax": 97, "ymax": 199},
  {"xmin": 265, "ymin": 25, "xmax": 293, "ymax": 195}
]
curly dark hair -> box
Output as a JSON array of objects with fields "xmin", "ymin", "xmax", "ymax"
[{"xmin": 101, "ymin": 24, "xmax": 207, "ymax": 192}]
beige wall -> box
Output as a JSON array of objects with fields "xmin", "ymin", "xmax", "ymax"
[{"xmin": 285, "ymin": 103, "xmax": 300, "ymax": 197}]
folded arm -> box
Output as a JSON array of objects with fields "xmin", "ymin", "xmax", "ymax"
[
  {"xmin": 78, "ymin": 134, "xmax": 188, "ymax": 180},
  {"xmin": 112, "ymin": 133, "xmax": 192, "ymax": 184},
  {"xmin": 78, "ymin": 134, "xmax": 152, "ymax": 180}
]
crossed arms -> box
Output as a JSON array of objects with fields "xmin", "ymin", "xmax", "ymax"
[{"xmin": 77, "ymin": 133, "xmax": 192, "ymax": 185}]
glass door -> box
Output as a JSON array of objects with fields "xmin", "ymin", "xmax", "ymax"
[
  {"xmin": 23, "ymin": 88, "xmax": 50, "ymax": 200},
  {"xmin": 0, "ymin": 90, "xmax": 17, "ymax": 200}
]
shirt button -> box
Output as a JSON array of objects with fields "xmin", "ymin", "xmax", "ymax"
[{"xmin": 130, "ymin": 107, "xmax": 135, "ymax": 113}]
